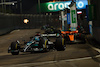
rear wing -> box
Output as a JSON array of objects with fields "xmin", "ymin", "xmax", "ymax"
[
  {"xmin": 61, "ymin": 30, "xmax": 78, "ymax": 34},
  {"xmin": 41, "ymin": 34, "xmax": 60, "ymax": 37}
]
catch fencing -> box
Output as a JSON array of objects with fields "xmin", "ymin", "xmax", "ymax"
[{"xmin": 0, "ymin": 13, "xmax": 60, "ymax": 35}]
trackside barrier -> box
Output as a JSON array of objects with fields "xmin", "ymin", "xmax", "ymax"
[{"xmin": 0, "ymin": 13, "xmax": 60, "ymax": 35}]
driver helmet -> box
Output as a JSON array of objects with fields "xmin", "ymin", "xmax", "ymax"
[{"xmin": 35, "ymin": 37, "xmax": 40, "ymax": 41}]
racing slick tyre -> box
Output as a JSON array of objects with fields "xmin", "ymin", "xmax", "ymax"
[
  {"xmin": 39, "ymin": 38, "xmax": 50, "ymax": 52},
  {"xmin": 44, "ymin": 40, "xmax": 50, "ymax": 52},
  {"xmin": 55, "ymin": 37, "xmax": 66, "ymax": 51},
  {"xmin": 76, "ymin": 34, "xmax": 86, "ymax": 44},
  {"xmin": 11, "ymin": 42, "xmax": 20, "ymax": 55},
  {"xmin": 39, "ymin": 38, "xmax": 44, "ymax": 48}
]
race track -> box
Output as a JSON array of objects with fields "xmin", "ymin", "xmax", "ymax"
[{"xmin": 0, "ymin": 29, "xmax": 99, "ymax": 66}]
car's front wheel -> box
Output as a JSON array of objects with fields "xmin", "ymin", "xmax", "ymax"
[{"xmin": 10, "ymin": 42, "xmax": 20, "ymax": 55}]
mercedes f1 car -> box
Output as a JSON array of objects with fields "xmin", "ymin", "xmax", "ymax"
[{"xmin": 8, "ymin": 33, "xmax": 66, "ymax": 55}]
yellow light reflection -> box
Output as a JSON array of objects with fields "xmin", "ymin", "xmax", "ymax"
[{"xmin": 24, "ymin": 19, "xmax": 29, "ymax": 24}]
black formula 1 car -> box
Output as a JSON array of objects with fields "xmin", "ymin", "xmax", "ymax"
[
  {"xmin": 8, "ymin": 34, "xmax": 66, "ymax": 55},
  {"xmin": 42, "ymin": 26, "xmax": 61, "ymax": 38}
]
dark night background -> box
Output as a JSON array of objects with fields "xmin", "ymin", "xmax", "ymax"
[{"xmin": 0, "ymin": 0, "xmax": 54, "ymax": 14}]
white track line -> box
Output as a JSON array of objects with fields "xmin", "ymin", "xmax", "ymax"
[
  {"xmin": 87, "ymin": 44, "xmax": 100, "ymax": 53},
  {"xmin": 1, "ymin": 54, "xmax": 100, "ymax": 67}
]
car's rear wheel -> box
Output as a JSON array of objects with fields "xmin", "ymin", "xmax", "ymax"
[{"xmin": 55, "ymin": 37, "xmax": 66, "ymax": 51}]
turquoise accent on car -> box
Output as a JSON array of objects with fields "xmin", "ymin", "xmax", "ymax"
[{"xmin": 26, "ymin": 42, "xmax": 32, "ymax": 45}]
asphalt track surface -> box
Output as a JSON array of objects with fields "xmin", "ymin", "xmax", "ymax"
[{"xmin": 0, "ymin": 29, "xmax": 99, "ymax": 66}]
